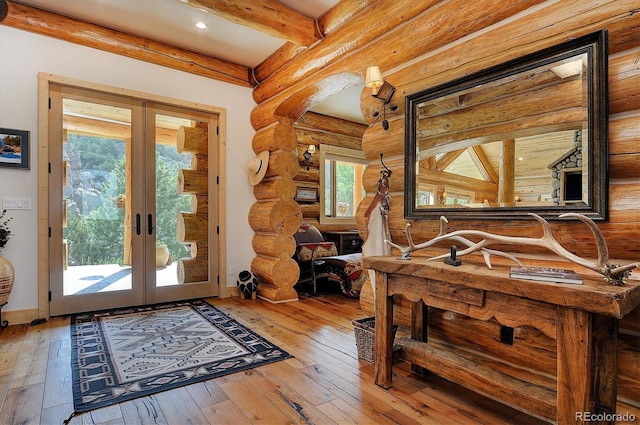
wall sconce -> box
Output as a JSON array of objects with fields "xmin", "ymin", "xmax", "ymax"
[
  {"xmin": 439, "ymin": 188, "xmax": 448, "ymax": 204},
  {"xmin": 365, "ymin": 66, "xmax": 398, "ymax": 130},
  {"xmin": 303, "ymin": 144, "xmax": 315, "ymax": 171}
]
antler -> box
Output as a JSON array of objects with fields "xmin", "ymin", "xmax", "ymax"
[{"xmin": 385, "ymin": 213, "xmax": 639, "ymax": 285}]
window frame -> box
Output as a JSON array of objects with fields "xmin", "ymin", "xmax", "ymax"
[{"xmin": 318, "ymin": 144, "xmax": 367, "ymax": 226}]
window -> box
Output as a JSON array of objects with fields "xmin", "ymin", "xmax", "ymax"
[
  {"xmin": 444, "ymin": 189, "xmax": 475, "ymax": 205},
  {"xmin": 319, "ymin": 144, "xmax": 366, "ymax": 225}
]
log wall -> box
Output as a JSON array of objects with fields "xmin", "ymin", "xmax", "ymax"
[
  {"xmin": 251, "ymin": 0, "xmax": 639, "ymax": 407},
  {"xmin": 176, "ymin": 125, "xmax": 209, "ymax": 283}
]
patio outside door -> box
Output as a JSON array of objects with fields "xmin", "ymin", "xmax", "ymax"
[{"xmin": 49, "ymin": 85, "xmax": 218, "ymax": 316}]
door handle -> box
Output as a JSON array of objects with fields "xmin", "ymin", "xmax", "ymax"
[
  {"xmin": 148, "ymin": 214, "xmax": 154, "ymax": 235},
  {"xmin": 135, "ymin": 213, "xmax": 141, "ymax": 235}
]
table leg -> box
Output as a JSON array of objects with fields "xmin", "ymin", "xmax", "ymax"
[
  {"xmin": 374, "ymin": 271, "xmax": 393, "ymax": 388},
  {"xmin": 556, "ymin": 307, "xmax": 618, "ymax": 424}
]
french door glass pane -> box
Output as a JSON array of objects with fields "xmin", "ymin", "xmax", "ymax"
[
  {"xmin": 62, "ymin": 99, "xmax": 132, "ymax": 295},
  {"xmin": 154, "ymin": 115, "xmax": 207, "ymax": 287}
]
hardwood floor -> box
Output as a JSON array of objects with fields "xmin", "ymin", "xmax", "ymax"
[{"xmin": 1, "ymin": 291, "xmax": 553, "ymax": 424}]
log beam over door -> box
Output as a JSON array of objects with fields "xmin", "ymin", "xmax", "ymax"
[
  {"xmin": 1, "ymin": 0, "xmax": 252, "ymax": 87},
  {"xmin": 178, "ymin": 0, "xmax": 320, "ymax": 46}
]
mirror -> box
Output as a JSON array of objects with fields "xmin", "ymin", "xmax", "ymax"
[{"xmin": 405, "ymin": 30, "xmax": 608, "ymax": 220}]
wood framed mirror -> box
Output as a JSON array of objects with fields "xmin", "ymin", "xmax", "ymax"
[{"xmin": 404, "ymin": 30, "xmax": 608, "ymax": 220}]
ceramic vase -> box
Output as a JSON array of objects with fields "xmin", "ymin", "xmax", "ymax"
[{"xmin": 0, "ymin": 256, "xmax": 15, "ymax": 306}]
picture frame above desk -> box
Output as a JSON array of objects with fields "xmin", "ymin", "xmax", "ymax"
[{"xmin": 295, "ymin": 186, "xmax": 318, "ymax": 203}]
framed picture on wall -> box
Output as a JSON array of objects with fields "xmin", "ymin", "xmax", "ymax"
[
  {"xmin": 0, "ymin": 128, "xmax": 30, "ymax": 169},
  {"xmin": 295, "ymin": 187, "xmax": 318, "ymax": 203}
]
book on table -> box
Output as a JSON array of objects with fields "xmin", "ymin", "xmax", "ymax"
[{"xmin": 509, "ymin": 266, "xmax": 583, "ymax": 284}]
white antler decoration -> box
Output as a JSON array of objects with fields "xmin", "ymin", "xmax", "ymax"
[{"xmin": 386, "ymin": 213, "xmax": 638, "ymax": 285}]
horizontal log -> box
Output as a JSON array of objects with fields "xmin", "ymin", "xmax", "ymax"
[
  {"xmin": 180, "ymin": 0, "xmax": 318, "ymax": 46},
  {"xmin": 609, "ymin": 48, "xmax": 640, "ymax": 115},
  {"xmin": 300, "ymin": 202, "xmax": 320, "ymax": 219},
  {"xmin": 264, "ymin": 150, "xmax": 299, "ymax": 179},
  {"xmin": 252, "ymin": 0, "xmax": 439, "ymax": 103},
  {"xmin": 253, "ymin": 42, "xmax": 308, "ymax": 83},
  {"xmin": 254, "ymin": 177, "xmax": 296, "ymax": 201},
  {"xmin": 177, "ymin": 126, "xmax": 208, "ymax": 154},
  {"xmin": 295, "ymin": 144, "xmax": 319, "ymax": 169},
  {"xmin": 317, "ymin": 0, "xmax": 378, "ymax": 35},
  {"xmin": 296, "ymin": 129, "xmax": 362, "ymax": 151},
  {"xmin": 178, "ymin": 169, "xmax": 208, "ymax": 194},
  {"xmin": 392, "ymin": 1, "xmax": 637, "ymax": 100},
  {"xmin": 294, "ymin": 166, "xmax": 320, "ymax": 183},
  {"xmin": 609, "ymin": 113, "xmax": 640, "ymax": 155},
  {"xmin": 2, "ymin": 1, "xmax": 252, "ymax": 87},
  {"xmin": 252, "ymin": 233, "xmax": 297, "ymax": 258},
  {"xmin": 177, "ymin": 257, "xmax": 208, "ymax": 283},
  {"xmin": 251, "ymin": 72, "xmax": 363, "ymax": 130},
  {"xmin": 608, "ymin": 180, "xmax": 640, "ymax": 223},
  {"xmin": 189, "ymin": 241, "xmax": 208, "ymax": 258},
  {"xmin": 248, "ymin": 199, "xmax": 302, "ymax": 234},
  {"xmin": 191, "ymin": 153, "xmax": 208, "ymax": 172},
  {"xmin": 255, "ymin": 283, "xmax": 299, "ymax": 303},
  {"xmin": 63, "ymin": 115, "xmax": 177, "ymax": 145},
  {"xmin": 362, "ymin": 156, "xmax": 404, "ymax": 193},
  {"xmin": 361, "ymin": 115, "xmax": 405, "ymax": 159},
  {"xmin": 176, "ymin": 212, "xmax": 208, "ymax": 243},
  {"xmin": 253, "ymin": 121, "xmax": 297, "ymax": 153},
  {"xmin": 190, "ymin": 193, "xmax": 208, "ymax": 215},
  {"xmin": 417, "ymin": 78, "xmax": 584, "ymax": 149},
  {"xmin": 295, "ymin": 111, "xmax": 366, "ymax": 139},
  {"xmin": 252, "ymin": 255, "xmax": 300, "ymax": 301},
  {"xmin": 609, "ymin": 153, "xmax": 640, "ymax": 179}
]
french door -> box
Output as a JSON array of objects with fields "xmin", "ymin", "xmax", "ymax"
[{"xmin": 48, "ymin": 84, "xmax": 218, "ymax": 315}]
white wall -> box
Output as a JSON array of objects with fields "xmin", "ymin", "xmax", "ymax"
[{"xmin": 0, "ymin": 26, "xmax": 257, "ymax": 314}]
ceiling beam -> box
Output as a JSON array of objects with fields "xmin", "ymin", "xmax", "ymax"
[
  {"xmin": 179, "ymin": 0, "xmax": 319, "ymax": 46},
  {"xmin": 1, "ymin": 0, "xmax": 253, "ymax": 87}
]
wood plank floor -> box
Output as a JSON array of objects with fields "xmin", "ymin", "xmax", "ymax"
[{"xmin": 0, "ymin": 292, "xmax": 564, "ymax": 424}]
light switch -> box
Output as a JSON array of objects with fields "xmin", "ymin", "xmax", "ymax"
[{"xmin": 2, "ymin": 196, "xmax": 32, "ymax": 210}]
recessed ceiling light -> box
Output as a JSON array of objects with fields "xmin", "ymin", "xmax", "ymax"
[{"xmin": 196, "ymin": 22, "xmax": 207, "ymax": 29}]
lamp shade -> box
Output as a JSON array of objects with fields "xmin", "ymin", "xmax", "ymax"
[
  {"xmin": 307, "ymin": 144, "xmax": 316, "ymax": 154},
  {"xmin": 365, "ymin": 66, "xmax": 383, "ymax": 90}
]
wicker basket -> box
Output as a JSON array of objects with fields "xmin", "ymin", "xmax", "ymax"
[{"xmin": 353, "ymin": 317, "xmax": 397, "ymax": 363}]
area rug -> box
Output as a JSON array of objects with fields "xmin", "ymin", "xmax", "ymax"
[{"xmin": 70, "ymin": 299, "xmax": 292, "ymax": 413}]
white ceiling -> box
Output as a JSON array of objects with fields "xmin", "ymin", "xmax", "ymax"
[{"xmin": 13, "ymin": 0, "xmax": 367, "ymax": 124}]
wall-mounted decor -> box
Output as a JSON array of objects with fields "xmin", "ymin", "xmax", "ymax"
[
  {"xmin": 404, "ymin": 30, "xmax": 608, "ymax": 220},
  {"xmin": 295, "ymin": 186, "xmax": 318, "ymax": 203},
  {"xmin": 0, "ymin": 128, "xmax": 30, "ymax": 169}
]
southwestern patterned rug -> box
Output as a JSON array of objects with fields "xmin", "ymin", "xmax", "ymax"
[{"xmin": 70, "ymin": 299, "xmax": 291, "ymax": 413}]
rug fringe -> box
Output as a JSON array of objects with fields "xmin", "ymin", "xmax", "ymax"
[{"xmin": 63, "ymin": 411, "xmax": 76, "ymax": 424}]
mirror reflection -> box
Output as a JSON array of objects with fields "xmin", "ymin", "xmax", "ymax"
[{"xmin": 405, "ymin": 31, "xmax": 607, "ymax": 219}]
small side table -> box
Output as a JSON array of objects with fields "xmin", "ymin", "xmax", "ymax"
[{"xmin": 324, "ymin": 231, "xmax": 363, "ymax": 255}]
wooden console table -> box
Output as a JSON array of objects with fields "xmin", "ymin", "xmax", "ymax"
[{"xmin": 362, "ymin": 255, "xmax": 640, "ymax": 424}]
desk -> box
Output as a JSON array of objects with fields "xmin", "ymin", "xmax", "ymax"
[
  {"xmin": 362, "ymin": 256, "xmax": 640, "ymax": 424},
  {"xmin": 324, "ymin": 231, "xmax": 363, "ymax": 255}
]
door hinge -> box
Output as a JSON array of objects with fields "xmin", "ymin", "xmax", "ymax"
[
  {"xmin": 48, "ymin": 227, "xmax": 51, "ymax": 237},
  {"xmin": 216, "ymin": 225, "xmax": 219, "ymax": 234},
  {"xmin": 48, "ymin": 162, "xmax": 51, "ymax": 173},
  {"xmin": 48, "ymin": 97, "xmax": 51, "ymax": 109},
  {"xmin": 216, "ymin": 126, "xmax": 219, "ymax": 135},
  {"xmin": 216, "ymin": 175, "xmax": 219, "ymax": 185},
  {"xmin": 48, "ymin": 291, "xmax": 52, "ymax": 302},
  {"xmin": 217, "ymin": 275, "xmax": 220, "ymax": 285}
]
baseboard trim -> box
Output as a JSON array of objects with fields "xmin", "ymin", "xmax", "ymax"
[{"xmin": 2, "ymin": 308, "xmax": 40, "ymax": 326}]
